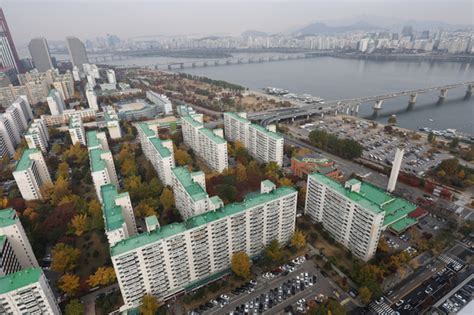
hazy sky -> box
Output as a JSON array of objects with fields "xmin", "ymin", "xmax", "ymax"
[{"xmin": 3, "ymin": 0, "xmax": 473, "ymax": 46}]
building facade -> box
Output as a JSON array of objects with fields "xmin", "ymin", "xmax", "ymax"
[
  {"xmin": 182, "ymin": 114, "xmax": 228, "ymax": 173},
  {"xmin": 224, "ymin": 112, "xmax": 283, "ymax": 166},
  {"xmin": 46, "ymin": 89, "xmax": 65, "ymax": 116},
  {"xmin": 41, "ymin": 108, "xmax": 96, "ymax": 127},
  {"xmin": 28, "ymin": 38, "xmax": 53, "ymax": 72},
  {"xmin": 12, "ymin": 149, "xmax": 52, "ymax": 201},
  {"xmin": 111, "ymin": 181, "xmax": 297, "ymax": 310},
  {"xmin": 0, "ymin": 9, "xmax": 21, "ymax": 73},
  {"xmin": 68, "ymin": 115, "xmax": 86, "ymax": 145},
  {"xmin": 146, "ymin": 91, "xmax": 172, "ymax": 115},
  {"xmin": 137, "ymin": 123, "xmax": 175, "ymax": 186},
  {"xmin": 66, "ymin": 36, "xmax": 88, "ymax": 72},
  {"xmin": 0, "ymin": 96, "xmax": 33, "ymax": 158},
  {"xmin": 86, "ymin": 89, "xmax": 98, "ymax": 111},
  {"xmin": 24, "ymin": 119, "xmax": 49, "ymax": 153}
]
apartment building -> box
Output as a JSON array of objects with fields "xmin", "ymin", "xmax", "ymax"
[
  {"xmin": 46, "ymin": 89, "xmax": 65, "ymax": 116},
  {"xmin": 181, "ymin": 114, "xmax": 228, "ymax": 173},
  {"xmin": 101, "ymin": 184, "xmax": 137, "ymax": 246},
  {"xmin": 87, "ymin": 131, "xmax": 119, "ymax": 201},
  {"xmin": 104, "ymin": 107, "xmax": 122, "ymax": 139},
  {"xmin": 146, "ymin": 90, "xmax": 172, "ymax": 115},
  {"xmin": 171, "ymin": 167, "xmax": 223, "ymax": 220},
  {"xmin": 68, "ymin": 115, "xmax": 86, "ymax": 145},
  {"xmin": 111, "ymin": 180, "xmax": 297, "ymax": 310},
  {"xmin": 137, "ymin": 123, "xmax": 175, "ymax": 186},
  {"xmin": 86, "ymin": 89, "xmax": 99, "ymax": 111},
  {"xmin": 24, "ymin": 119, "xmax": 49, "ymax": 153},
  {"xmin": 0, "ymin": 268, "xmax": 60, "ymax": 314},
  {"xmin": 304, "ymin": 173, "xmax": 417, "ymax": 261},
  {"xmin": 0, "ymin": 208, "xmax": 39, "ymax": 275},
  {"xmin": 41, "ymin": 108, "xmax": 96, "ymax": 127},
  {"xmin": 12, "ymin": 149, "xmax": 52, "ymax": 201},
  {"xmin": 224, "ymin": 112, "xmax": 283, "ymax": 166}
]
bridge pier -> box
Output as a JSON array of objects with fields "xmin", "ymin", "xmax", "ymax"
[
  {"xmin": 466, "ymin": 84, "xmax": 473, "ymax": 98},
  {"xmin": 180, "ymin": 63, "xmax": 184, "ymax": 69},
  {"xmin": 372, "ymin": 100, "xmax": 383, "ymax": 117},
  {"xmin": 407, "ymin": 93, "xmax": 418, "ymax": 110},
  {"xmin": 438, "ymin": 88, "xmax": 448, "ymax": 103},
  {"xmin": 167, "ymin": 65, "xmax": 172, "ymax": 70},
  {"xmin": 192, "ymin": 62, "xmax": 197, "ymax": 68}
]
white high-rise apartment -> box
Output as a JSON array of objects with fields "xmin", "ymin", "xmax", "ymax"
[
  {"xmin": 100, "ymin": 184, "xmax": 137, "ymax": 246},
  {"xmin": 137, "ymin": 123, "xmax": 175, "ymax": 186},
  {"xmin": 146, "ymin": 91, "xmax": 172, "ymax": 115},
  {"xmin": 86, "ymin": 89, "xmax": 98, "ymax": 110},
  {"xmin": 0, "ymin": 208, "xmax": 39, "ymax": 274},
  {"xmin": 171, "ymin": 167, "xmax": 223, "ymax": 220},
  {"xmin": 305, "ymin": 173, "xmax": 417, "ymax": 261},
  {"xmin": 106, "ymin": 69, "xmax": 116, "ymax": 84},
  {"xmin": 0, "ymin": 268, "xmax": 60, "ymax": 314},
  {"xmin": 87, "ymin": 130, "xmax": 119, "ymax": 201},
  {"xmin": 181, "ymin": 114, "xmax": 228, "ymax": 173},
  {"xmin": 68, "ymin": 115, "xmax": 86, "ymax": 145},
  {"xmin": 224, "ymin": 112, "xmax": 283, "ymax": 166},
  {"xmin": 46, "ymin": 89, "xmax": 65, "ymax": 115},
  {"xmin": 104, "ymin": 107, "xmax": 122, "ymax": 139},
  {"xmin": 111, "ymin": 181, "xmax": 297, "ymax": 311},
  {"xmin": 24, "ymin": 119, "xmax": 49, "ymax": 152},
  {"xmin": 12, "ymin": 149, "xmax": 52, "ymax": 201}
]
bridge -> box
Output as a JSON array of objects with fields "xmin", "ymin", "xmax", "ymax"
[{"xmin": 255, "ymin": 81, "xmax": 474, "ymax": 126}]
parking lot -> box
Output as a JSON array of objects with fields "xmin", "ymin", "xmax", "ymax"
[{"xmin": 190, "ymin": 257, "xmax": 350, "ymax": 315}]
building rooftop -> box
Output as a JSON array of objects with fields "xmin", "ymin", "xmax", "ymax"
[
  {"xmin": 199, "ymin": 128, "xmax": 226, "ymax": 144},
  {"xmin": 145, "ymin": 215, "xmax": 159, "ymax": 227},
  {"xmin": 225, "ymin": 112, "xmax": 250, "ymax": 124},
  {"xmin": 0, "ymin": 267, "xmax": 42, "ymax": 294},
  {"xmin": 89, "ymin": 148, "xmax": 108, "ymax": 172},
  {"xmin": 110, "ymin": 185, "xmax": 297, "ymax": 257},
  {"xmin": 138, "ymin": 122, "xmax": 155, "ymax": 138},
  {"xmin": 149, "ymin": 137, "xmax": 172, "ymax": 158},
  {"xmin": 182, "ymin": 115, "xmax": 203, "ymax": 128},
  {"xmin": 251, "ymin": 124, "xmax": 283, "ymax": 141},
  {"xmin": 14, "ymin": 148, "xmax": 40, "ymax": 172},
  {"xmin": 310, "ymin": 173, "xmax": 417, "ymax": 223},
  {"xmin": 0, "ymin": 208, "xmax": 17, "ymax": 228},
  {"xmin": 68, "ymin": 115, "xmax": 81, "ymax": 129},
  {"xmin": 86, "ymin": 130, "xmax": 101, "ymax": 149},
  {"xmin": 389, "ymin": 217, "xmax": 418, "ymax": 233},
  {"xmin": 210, "ymin": 195, "xmax": 223, "ymax": 208},
  {"xmin": 172, "ymin": 167, "xmax": 208, "ymax": 202},
  {"xmin": 100, "ymin": 184, "xmax": 127, "ymax": 231}
]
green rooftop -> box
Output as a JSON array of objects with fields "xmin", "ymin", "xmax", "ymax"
[
  {"xmin": 225, "ymin": 112, "xmax": 251, "ymax": 124},
  {"xmin": 89, "ymin": 148, "xmax": 108, "ymax": 172},
  {"xmin": 172, "ymin": 167, "xmax": 208, "ymax": 202},
  {"xmin": 182, "ymin": 115, "xmax": 203, "ymax": 128},
  {"xmin": 101, "ymin": 184, "xmax": 127, "ymax": 231},
  {"xmin": 210, "ymin": 196, "xmax": 223, "ymax": 208},
  {"xmin": 310, "ymin": 173, "xmax": 417, "ymax": 222},
  {"xmin": 0, "ymin": 267, "xmax": 42, "ymax": 294},
  {"xmin": 199, "ymin": 128, "xmax": 226, "ymax": 144},
  {"xmin": 389, "ymin": 217, "xmax": 418, "ymax": 233},
  {"xmin": 110, "ymin": 185, "xmax": 297, "ymax": 257},
  {"xmin": 87, "ymin": 130, "xmax": 101, "ymax": 149},
  {"xmin": 0, "ymin": 208, "xmax": 17, "ymax": 228},
  {"xmin": 150, "ymin": 138, "xmax": 172, "ymax": 158},
  {"xmin": 14, "ymin": 148, "xmax": 40, "ymax": 172},
  {"xmin": 138, "ymin": 123, "xmax": 155, "ymax": 137},
  {"xmin": 145, "ymin": 215, "xmax": 159, "ymax": 228},
  {"xmin": 251, "ymin": 124, "xmax": 283, "ymax": 141}
]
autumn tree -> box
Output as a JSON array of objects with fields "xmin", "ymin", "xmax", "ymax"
[
  {"xmin": 51, "ymin": 243, "xmax": 80, "ymax": 274},
  {"xmin": 160, "ymin": 188, "xmax": 174, "ymax": 211},
  {"xmin": 88, "ymin": 199, "xmax": 103, "ymax": 229},
  {"xmin": 57, "ymin": 161, "xmax": 70, "ymax": 180},
  {"xmin": 359, "ymin": 286, "xmax": 372, "ymax": 304},
  {"xmin": 0, "ymin": 197, "xmax": 8, "ymax": 208},
  {"xmin": 87, "ymin": 267, "xmax": 116, "ymax": 287},
  {"xmin": 135, "ymin": 199, "xmax": 158, "ymax": 218},
  {"xmin": 291, "ymin": 230, "xmax": 307, "ymax": 251},
  {"xmin": 265, "ymin": 162, "xmax": 280, "ymax": 179},
  {"xmin": 377, "ymin": 238, "xmax": 389, "ymax": 253},
  {"xmin": 51, "ymin": 176, "xmax": 71, "ymax": 206},
  {"xmin": 265, "ymin": 239, "xmax": 284, "ymax": 264},
  {"xmin": 65, "ymin": 299, "xmax": 84, "ymax": 315},
  {"xmin": 58, "ymin": 273, "xmax": 80, "ymax": 296},
  {"xmin": 231, "ymin": 252, "xmax": 251, "ymax": 279},
  {"xmin": 278, "ymin": 177, "xmax": 293, "ymax": 187},
  {"xmin": 236, "ymin": 163, "xmax": 247, "ymax": 183},
  {"xmin": 70, "ymin": 214, "xmax": 89, "ymax": 236},
  {"xmin": 140, "ymin": 294, "xmax": 161, "ymax": 315},
  {"xmin": 175, "ymin": 149, "xmax": 191, "ymax": 166}
]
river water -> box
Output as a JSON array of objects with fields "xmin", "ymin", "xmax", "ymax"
[{"xmin": 96, "ymin": 55, "xmax": 474, "ymax": 135}]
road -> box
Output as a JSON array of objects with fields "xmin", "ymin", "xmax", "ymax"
[{"xmin": 81, "ymin": 283, "xmax": 119, "ymax": 315}]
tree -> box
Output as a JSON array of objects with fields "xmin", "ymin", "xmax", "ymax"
[
  {"xmin": 388, "ymin": 116, "xmax": 397, "ymax": 124},
  {"xmin": 457, "ymin": 169, "xmax": 466, "ymax": 180},
  {"xmin": 57, "ymin": 162, "xmax": 70, "ymax": 180},
  {"xmin": 428, "ymin": 132, "xmax": 436, "ymax": 143},
  {"xmin": 70, "ymin": 214, "xmax": 89, "ymax": 236},
  {"xmin": 279, "ymin": 177, "xmax": 293, "ymax": 187},
  {"xmin": 175, "ymin": 149, "xmax": 191, "ymax": 166},
  {"xmin": 0, "ymin": 197, "xmax": 8, "ymax": 208},
  {"xmin": 377, "ymin": 238, "xmax": 389, "ymax": 253},
  {"xmin": 87, "ymin": 267, "xmax": 116, "ymax": 287},
  {"xmin": 449, "ymin": 138, "xmax": 459, "ymax": 149},
  {"xmin": 135, "ymin": 199, "xmax": 158, "ymax": 218},
  {"xmin": 159, "ymin": 188, "xmax": 174, "ymax": 211},
  {"xmin": 265, "ymin": 162, "xmax": 280, "ymax": 179},
  {"xmin": 439, "ymin": 158, "xmax": 459, "ymax": 176},
  {"xmin": 65, "ymin": 299, "xmax": 84, "ymax": 315},
  {"xmin": 52, "ymin": 176, "xmax": 71, "ymax": 205},
  {"xmin": 58, "ymin": 273, "xmax": 80, "ymax": 295},
  {"xmin": 140, "ymin": 294, "xmax": 160, "ymax": 315},
  {"xmin": 88, "ymin": 199, "xmax": 103, "ymax": 229},
  {"xmin": 231, "ymin": 252, "xmax": 251, "ymax": 279},
  {"xmin": 236, "ymin": 163, "xmax": 247, "ymax": 183},
  {"xmin": 51, "ymin": 243, "xmax": 80, "ymax": 274},
  {"xmin": 265, "ymin": 239, "xmax": 284, "ymax": 263},
  {"xmin": 359, "ymin": 286, "xmax": 372, "ymax": 304},
  {"xmin": 291, "ymin": 230, "xmax": 306, "ymax": 251}
]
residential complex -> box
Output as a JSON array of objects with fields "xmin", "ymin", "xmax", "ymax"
[
  {"xmin": 68, "ymin": 115, "xmax": 86, "ymax": 145},
  {"xmin": 0, "ymin": 268, "xmax": 60, "ymax": 314},
  {"xmin": 0, "ymin": 96, "xmax": 33, "ymax": 158},
  {"xmin": 181, "ymin": 114, "xmax": 228, "ymax": 173},
  {"xmin": 224, "ymin": 112, "xmax": 283, "ymax": 166},
  {"xmin": 87, "ymin": 130, "xmax": 119, "ymax": 200},
  {"xmin": 24, "ymin": 119, "xmax": 49, "ymax": 152},
  {"xmin": 12, "ymin": 149, "xmax": 52, "ymax": 201},
  {"xmin": 41, "ymin": 108, "xmax": 96, "ymax": 127},
  {"xmin": 146, "ymin": 91, "xmax": 173, "ymax": 115},
  {"xmin": 111, "ymin": 180, "xmax": 297, "ymax": 310},
  {"xmin": 171, "ymin": 167, "xmax": 223, "ymax": 220},
  {"xmin": 304, "ymin": 173, "xmax": 417, "ymax": 261},
  {"xmin": 104, "ymin": 106, "xmax": 122, "ymax": 139},
  {"xmin": 137, "ymin": 122, "xmax": 175, "ymax": 186},
  {"xmin": 101, "ymin": 184, "xmax": 137, "ymax": 246}
]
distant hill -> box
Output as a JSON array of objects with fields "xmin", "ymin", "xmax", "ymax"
[
  {"xmin": 294, "ymin": 21, "xmax": 383, "ymax": 35},
  {"xmin": 241, "ymin": 30, "xmax": 268, "ymax": 39}
]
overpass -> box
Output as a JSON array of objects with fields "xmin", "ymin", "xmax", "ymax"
[{"xmin": 255, "ymin": 81, "xmax": 474, "ymax": 126}]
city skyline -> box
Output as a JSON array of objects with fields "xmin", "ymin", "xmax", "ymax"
[{"xmin": 2, "ymin": 0, "xmax": 473, "ymax": 46}]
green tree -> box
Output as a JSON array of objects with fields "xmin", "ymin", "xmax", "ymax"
[
  {"xmin": 159, "ymin": 188, "xmax": 174, "ymax": 211},
  {"xmin": 140, "ymin": 294, "xmax": 160, "ymax": 315},
  {"xmin": 175, "ymin": 149, "xmax": 191, "ymax": 166},
  {"xmin": 231, "ymin": 252, "xmax": 251, "ymax": 279},
  {"xmin": 236, "ymin": 163, "xmax": 247, "ymax": 183},
  {"xmin": 51, "ymin": 243, "xmax": 81, "ymax": 274},
  {"xmin": 427, "ymin": 132, "xmax": 436, "ymax": 143},
  {"xmin": 291, "ymin": 230, "xmax": 307, "ymax": 251},
  {"xmin": 388, "ymin": 116, "xmax": 397, "ymax": 124},
  {"xmin": 65, "ymin": 299, "xmax": 84, "ymax": 315},
  {"xmin": 265, "ymin": 239, "xmax": 284, "ymax": 263},
  {"xmin": 439, "ymin": 158, "xmax": 459, "ymax": 176},
  {"xmin": 359, "ymin": 286, "xmax": 372, "ymax": 304}
]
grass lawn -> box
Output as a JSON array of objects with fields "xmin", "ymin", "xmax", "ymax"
[{"xmin": 75, "ymin": 230, "xmax": 110, "ymax": 280}]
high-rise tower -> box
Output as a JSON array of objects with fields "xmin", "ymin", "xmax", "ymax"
[
  {"xmin": 0, "ymin": 8, "xmax": 22, "ymax": 73},
  {"xmin": 28, "ymin": 38, "xmax": 54, "ymax": 72}
]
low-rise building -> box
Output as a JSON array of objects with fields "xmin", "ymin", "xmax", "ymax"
[
  {"xmin": 146, "ymin": 91, "xmax": 173, "ymax": 115},
  {"xmin": 24, "ymin": 119, "xmax": 49, "ymax": 152},
  {"xmin": 304, "ymin": 173, "xmax": 417, "ymax": 261},
  {"xmin": 111, "ymin": 181, "xmax": 297, "ymax": 311},
  {"xmin": 224, "ymin": 112, "xmax": 283, "ymax": 166},
  {"xmin": 290, "ymin": 153, "xmax": 341, "ymax": 179},
  {"xmin": 182, "ymin": 114, "xmax": 228, "ymax": 173},
  {"xmin": 41, "ymin": 108, "xmax": 97, "ymax": 127},
  {"xmin": 12, "ymin": 149, "xmax": 52, "ymax": 201},
  {"xmin": 68, "ymin": 115, "xmax": 86, "ymax": 145}
]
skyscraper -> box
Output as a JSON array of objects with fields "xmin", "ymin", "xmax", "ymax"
[
  {"xmin": 66, "ymin": 36, "xmax": 88, "ymax": 72},
  {"xmin": 0, "ymin": 8, "xmax": 21, "ymax": 73},
  {"xmin": 28, "ymin": 38, "xmax": 54, "ymax": 72}
]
